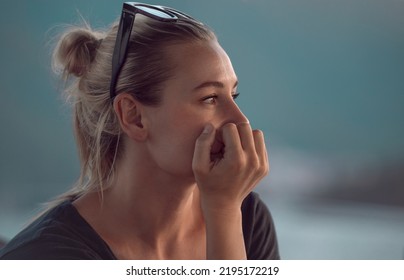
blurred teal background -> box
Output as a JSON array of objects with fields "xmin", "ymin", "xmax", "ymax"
[{"xmin": 0, "ymin": 0, "xmax": 403, "ymax": 259}]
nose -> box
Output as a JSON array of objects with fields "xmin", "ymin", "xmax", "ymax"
[
  {"xmin": 213, "ymin": 99, "xmax": 249, "ymax": 145},
  {"xmin": 222, "ymin": 99, "xmax": 249, "ymax": 125}
]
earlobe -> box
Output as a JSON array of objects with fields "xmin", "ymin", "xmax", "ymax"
[{"xmin": 113, "ymin": 93, "xmax": 148, "ymax": 141}]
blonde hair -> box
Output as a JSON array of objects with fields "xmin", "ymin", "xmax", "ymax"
[{"xmin": 49, "ymin": 13, "xmax": 216, "ymax": 207}]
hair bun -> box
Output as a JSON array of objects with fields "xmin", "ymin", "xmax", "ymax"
[{"xmin": 53, "ymin": 27, "xmax": 103, "ymax": 77}]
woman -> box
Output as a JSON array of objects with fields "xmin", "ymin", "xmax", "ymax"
[{"xmin": 0, "ymin": 2, "xmax": 279, "ymax": 260}]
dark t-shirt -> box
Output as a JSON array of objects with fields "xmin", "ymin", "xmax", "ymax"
[{"xmin": 0, "ymin": 192, "xmax": 280, "ymax": 260}]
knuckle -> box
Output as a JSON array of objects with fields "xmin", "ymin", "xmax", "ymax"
[
  {"xmin": 248, "ymin": 155, "xmax": 269, "ymax": 177},
  {"xmin": 258, "ymin": 165, "xmax": 266, "ymax": 177},
  {"xmin": 228, "ymin": 156, "xmax": 246, "ymax": 172},
  {"xmin": 260, "ymin": 162, "xmax": 270, "ymax": 177},
  {"xmin": 222, "ymin": 122, "xmax": 238, "ymax": 133},
  {"xmin": 253, "ymin": 129, "xmax": 264, "ymax": 139},
  {"xmin": 249, "ymin": 156, "xmax": 260, "ymax": 171},
  {"xmin": 237, "ymin": 122, "xmax": 251, "ymax": 130},
  {"xmin": 253, "ymin": 129, "xmax": 263, "ymax": 134}
]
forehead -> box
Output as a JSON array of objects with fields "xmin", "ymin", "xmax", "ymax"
[{"xmin": 164, "ymin": 40, "xmax": 237, "ymax": 88}]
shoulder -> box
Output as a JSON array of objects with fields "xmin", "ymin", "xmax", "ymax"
[
  {"xmin": 241, "ymin": 192, "xmax": 281, "ymax": 260},
  {"xmin": 0, "ymin": 237, "xmax": 5, "ymax": 249},
  {"xmin": 0, "ymin": 201, "xmax": 114, "ymax": 260},
  {"xmin": 241, "ymin": 192, "xmax": 274, "ymax": 225}
]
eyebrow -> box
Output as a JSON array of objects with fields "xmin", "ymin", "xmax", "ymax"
[{"xmin": 193, "ymin": 80, "xmax": 239, "ymax": 91}]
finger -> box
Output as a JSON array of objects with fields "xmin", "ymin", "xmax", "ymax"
[
  {"xmin": 253, "ymin": 129, "xmax": 269, "ymax": 173},
  {"xmin": 237, "ymin": 122, "xmax": 255, "ymax": 153},
  {"xmin": 192, "ymin": 123, "xmax": 216, "ymax": 174},
  {"xmin": 221, "ymin": 123, "xmax": 243, "ymax": 160}
]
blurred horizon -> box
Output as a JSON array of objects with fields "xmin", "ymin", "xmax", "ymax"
[{"xmin": 1, "ymin": 0, "xmax": 403, "ymax": 259}]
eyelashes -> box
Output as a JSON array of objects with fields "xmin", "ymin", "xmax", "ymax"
[{"xmin": 202, "ymin": 93, "xmax": 240, "ymax": 104}]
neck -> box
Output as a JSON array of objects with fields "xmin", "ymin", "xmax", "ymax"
[
  {"xmin": 75, "ymin": 147, "xmax": 203, "ymax": 247},
  {"xmin": 73, "ymin": 142, "xmax": 208, "ymax": 259},
  {"xmin": 106, "ymin": 169, "xmax": 200, "ymax": 239}
]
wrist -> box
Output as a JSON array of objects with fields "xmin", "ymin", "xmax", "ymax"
[
  {"xmin": 201, "ymin": 203, "xmax": 243, "ymax": 228},
  {"xmin": 200, "ymin": 196, "xmax": 242, "ymax": 217},
  {"xmin": 202, "ymin": 204, "xmax": 246, "ymax": 260}
]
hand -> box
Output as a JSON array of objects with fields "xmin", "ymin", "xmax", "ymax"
[{"xmin": 192, "ymin": 122, "xmax": 269, "ymax": 213}]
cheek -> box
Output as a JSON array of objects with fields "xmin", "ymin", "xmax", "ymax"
[
  {"xmin": 168, "ymin": 118, "xmax": 205, "ymax": 157},
  {"xmin": 155, "ymin": 128, "xmax": 201, "ymax": 175},
  {"xmin": 148, "ymin": 109, "xmax": 206, "ymax": 175}
]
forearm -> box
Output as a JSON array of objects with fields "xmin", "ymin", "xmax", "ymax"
[{"xmin": 203, "ymin": 206, "xmax": 247, "ymax": 260}]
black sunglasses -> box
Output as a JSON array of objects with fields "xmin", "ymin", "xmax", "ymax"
[{"xmin": 109, "ymin": 2, "xmax": 195, "ymax": 101}]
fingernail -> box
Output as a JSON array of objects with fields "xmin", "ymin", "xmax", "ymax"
[{"xmin": 203, "ymin": 123, "xmax": 213, "ymax": 134}]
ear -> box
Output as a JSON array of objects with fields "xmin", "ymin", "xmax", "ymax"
[{"xmin": 113, "ymin": 93, "xmax": 148, "ymax": 141}]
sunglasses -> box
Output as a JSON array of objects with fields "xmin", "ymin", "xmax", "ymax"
[{"xmin": 110, "ymin": 2, "xmax": 195, "ymax": 101}]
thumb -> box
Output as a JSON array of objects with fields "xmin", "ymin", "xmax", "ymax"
[{"xmin": 192, "ymin": 123, "xmax": 215, "ymax": 175}]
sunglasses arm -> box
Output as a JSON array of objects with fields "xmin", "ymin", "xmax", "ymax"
[{"xmin": 110, "ymin": 11, "xmax": 136, "ymax": 100}]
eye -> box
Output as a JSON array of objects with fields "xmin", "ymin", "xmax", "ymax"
[
  {"xmin": 201, "ymin": 93, "xmax": 240, "ymax": 105},
  {"xmin": 202, "ymin": 95, "xmax": 218, "ymax": 104},
  {"xmin": 232, "ymin": 92, "xmax": 240, "ymax": 100}
]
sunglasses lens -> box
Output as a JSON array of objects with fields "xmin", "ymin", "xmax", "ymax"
[{"xmin": 137, "ymin": 6, "xmax": 176, "ymax": 19}]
